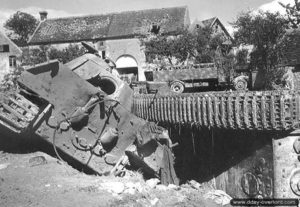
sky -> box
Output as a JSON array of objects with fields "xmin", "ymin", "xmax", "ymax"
[{"xmin": 0, "ymin": 0, "xmax": 296, "ymax": 34}]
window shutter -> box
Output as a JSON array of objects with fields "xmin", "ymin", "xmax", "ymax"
[{"xmin": 0, "ymin": 45, "xmax": 9, "ymax": 52}]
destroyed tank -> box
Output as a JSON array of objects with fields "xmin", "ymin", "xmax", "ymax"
[{"xmin": 0, "ymin": 43, "xmax": 178, "ymax": 185}]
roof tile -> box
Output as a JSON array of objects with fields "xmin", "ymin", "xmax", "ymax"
[{"xmin": 29, "ymin": 6, "xmax": 188, "ymax": 45}]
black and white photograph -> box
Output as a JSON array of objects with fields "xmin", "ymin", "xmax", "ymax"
[{"xmin": 0, "ymin": 0, "xmax": 300, "ymax": 206}]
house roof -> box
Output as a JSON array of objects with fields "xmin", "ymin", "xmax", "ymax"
[
  {"xmin": 281, "ymin": 29, "xmax": 300, "ymax": 66},
  {"xmin": 190, "ymin": 17, "xmax": 233, "ymax": 42},
  {"xmin": 189, "ymin": 17, "xmax": 218, "ymax": 31},
  {"xmin": 28, "ymin": 6, "xmax": 189, "ymax": 45},
  {"xmin": 0, "ymin": 29, "xmax": 22, "ymax": 55},
  {"xmin": 213, "ymin": 18, "xmax": 233, "ymax": 42},
  {"xmin": 201, "ymin": 17, "xmax": 217, "ymax": 27}
]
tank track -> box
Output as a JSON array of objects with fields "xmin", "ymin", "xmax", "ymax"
[{"xmin": 133, "ymin": 90, "xmax": 300, "ymax": 131}]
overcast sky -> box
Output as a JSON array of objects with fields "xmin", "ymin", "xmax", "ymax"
[{"xmin": 0, "ymin": 0, "xmax": 295, "ymax": 33}]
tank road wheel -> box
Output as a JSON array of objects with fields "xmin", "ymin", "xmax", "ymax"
[
  {"xmin": 234, "ymin": 79, "xmax": 248, "ymax": 91},
  {"xmin": 170, "ymin": 81, "xmax": 185, "ymax": 93}
]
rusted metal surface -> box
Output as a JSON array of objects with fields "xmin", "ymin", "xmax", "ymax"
[{"xmin": 133, "ymin": 90, "xmax": 300, "ymax": 131}]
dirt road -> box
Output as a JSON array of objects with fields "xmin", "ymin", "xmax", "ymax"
[{"xmin": 0, "ymin": 150, "xmax": 229, "ymax": 207}]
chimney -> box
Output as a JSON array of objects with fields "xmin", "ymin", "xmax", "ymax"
[{"xmin": 39, "ymin": 11, "xmax": 48, "ymax": 21}]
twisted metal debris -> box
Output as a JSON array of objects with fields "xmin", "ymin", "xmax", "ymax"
[
  {"xmin": 133, "ymin": 90, "xmax": 300, "ymax": 131},
  {"xmin": 0, "ymin": 92, "xmax": 39, "ymax": 133}
]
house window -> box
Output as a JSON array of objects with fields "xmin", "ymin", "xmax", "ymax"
[
  {"xmin": 9, "ymin": 56, "xmax": 16, "ymax": 67},
  {"xmin": 102, "ymin": 51, "xmax": 106, "ymax": 59},
  {"xmin": 0, "ymin": 45, "xmax": 9, "ymax": 52},
  {"xmin": 215, "ymin": 24, "xmax": 219, "ymax": 31}
]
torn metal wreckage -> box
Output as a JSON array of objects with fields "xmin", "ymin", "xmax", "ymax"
[{"xmin": 0, "ymin": 52, "xmax": 179, "ymax": 185}]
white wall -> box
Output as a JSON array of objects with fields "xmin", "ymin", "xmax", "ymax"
[
  {"xmin": 0, "ymin": 53, "xmax": 12, "ymax": 81},
  {"xmin": 29, "ymin": 39, "xmax": 148, "ymax": 80},
  {"xmin": 98, "ymin": 38, "xmax": 147, "ymax": 81}
]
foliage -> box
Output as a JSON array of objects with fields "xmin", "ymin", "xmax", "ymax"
[
  {"xmin": 20, "ymin": 44, "xmax": 86, "ymax": 66},
  {"xmin": 0, "ymin": 66, "xmax": 23, "ymax": 92},
  {"xmin": 142, "ymin": 27, "xmax": 235, "ymax": 82},
  {"xmin": 48, "ymin": 44, "xmax": 86, "ymax": 63},
  {"xmin": 194, "ymin": 27, "xmax": 214, "ymax": 63},
  {"xmin": 235, "ymin": 49, "xmax": 249, "ymax": 65},
  {"xmin": 142, "ymin": 29, "xmax": 197, "ymax": 65},
  {"xmin": 171, "ymin": 29, "xmax": 198, "ymax": 63},
  {"xmin": 214, "ymin": 50, "xmax": 236, "ymax": 83},
  {"xmin": 280, "ymin": 0, "xmax": 300, "ymax": 28},
  {"xmin": 20, "ymin": 46, "xmax": 48, "ymax": 66},
  {"xmin": 4, "ymin": 11, "xmax": 39, "ymax": 46},
  {"xmin": 232, "ymin": 10, "xmax": 288, "ymax": 89},
  {"xmin": 142, "ymin": 27, "xmax": 231, "ymax": 64}
]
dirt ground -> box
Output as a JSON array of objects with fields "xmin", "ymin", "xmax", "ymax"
[{"xmin": 0, "ymin": 150, "xmax": 232, "ymax": 207}]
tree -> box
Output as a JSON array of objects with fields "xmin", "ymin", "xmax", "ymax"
[
  {"xmin": 232, "ymin": 11, "xmax": 288, "ymax": 89},
  {"xmin": 142, "ymin": 29, "xmax": 196, "ymax": 66},
  {"xmin": 48, "ymin": 44, "xmax": 86, "ymax": 63},
  {"xmin": 235, "ymin": 49, "xmax": 249, "ymax": 66},
  {"xmin": 142, "ymin": 28, "xmax": 216, "ymax": 66},
  {"xmin": 194, "ymin": 27, "xmax": 214, "ymax": 63},
  {"xmin": 142, "ymin": 27, "xmax": 235, "ymax": 82},
  {"xmin": 4, "ymin": 11, "xmax": 39, "ymax": 46},
  {"xmin": 20, "ymin": 44, "xmax": 86, "ymax": 66},
  {"xmin": 20, "ymin": 46, "xmax": 48, "ymax": 65},
  {"xmin": 280, "ymin": 0, "xmax": 300, "ymax": 28},
  {"xmin": 171, "ymin": 29, "xmax": 198, "ymax": 63}
]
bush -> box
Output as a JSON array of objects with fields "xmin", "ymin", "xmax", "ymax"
[
  {"xmin": 48, "ymin": 44, "xmax": 86, "ymax": 63},
  {"xmin": 236, "ymin": 49, "xmax": 249, "ymax": 66},
  {"xmin": 21, "ymin": 44, "xmax": 86, "ymax": 66},
  {"xmin": 0, "ymin": 66, "xmax": 23, "ymax": 92}
]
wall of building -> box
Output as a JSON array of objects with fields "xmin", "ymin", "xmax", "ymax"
[
  {"xmin": 32, "ymin": 39, "xmax": 147, "ymax": 81},
  {"xmin": 211, "ymin": 21, "xmax": 231, "ymax": 41},
  {"xmin": 0, "ymin": 32, "xmax": 22, "ymax": 82},
  {"xmin": 98, "ymin": 38, "xmax": 147, "ymax": 81},
  {"xmin": 0, "ymin": 53, "xmax": 18, "ymax": 82},
  {"xmin": 0, "ymin": 53, "xmax": 10, "ymax": 80}
]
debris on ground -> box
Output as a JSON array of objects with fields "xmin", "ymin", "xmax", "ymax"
[
  {"xmin": 0, "ymin": 162, "xmax": 10, "ymax": 170},
  {"xmin": 29, "ymin": 155, "xmax": 47, "ymax": 167},
  {"xmin": 0, "ymin": 151, "xmax": 226, "ymax": 207},
  {"xmin": 100, "ymin": 181, "xmax": 125, "ymax": 194},
  {"xmin": 146, "ymin": 178, "xmax": 160, "ymax": 188},
  {"xmin": 188, "ymin": 179, "xmax": 202, "ymax": 190},
  {"xmin": 204, "ymin": 190, "xmax": 233, "ymax": 206}
]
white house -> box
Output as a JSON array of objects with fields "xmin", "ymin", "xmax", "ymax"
[{"xmin": 0, "ymin": 29, "xmax": 22, "ymax": 81}]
